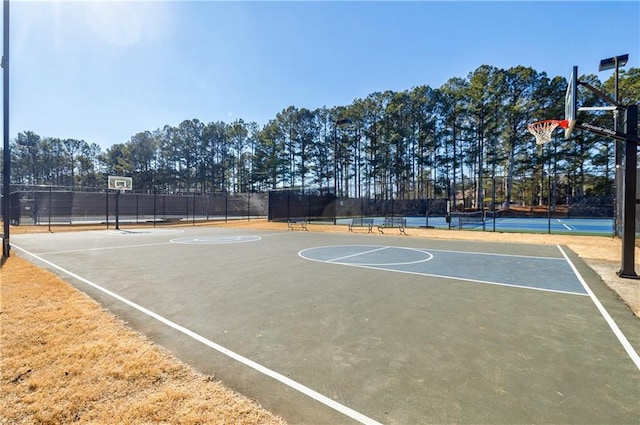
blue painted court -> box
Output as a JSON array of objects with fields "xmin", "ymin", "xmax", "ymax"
[
  {"xmin": 336, "ymin": 216, "xmax": 615, "ymax": 235},
  {"xmin": 300, "ymin": 245, "xmax": 588, "ymax": 295}
]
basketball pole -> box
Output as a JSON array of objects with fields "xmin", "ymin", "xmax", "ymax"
[
  {"xmin": 618, "ymin": 104, "xmax": 638, "ymax": 278},
  {"xmin": 575, "ymin": 105, "xmax": 639, "ymax": 278},
  {"xmin": 573, "ymin": 64, "xmax": 638, "ymax": 279}
]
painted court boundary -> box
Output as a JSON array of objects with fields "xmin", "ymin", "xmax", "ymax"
[
  {"xmin": 11, "ymin": 241, "xmax": 640, "ymax": 424},
  {"xmin": 12, "ymin": 244, "xmax": 384, "ymax": 425},
  {"xmin": 557, "ymin": 245, "xmax": 640, "ymax": 371},
  {"xmin": 299, "ymin": 245, "xmax": 589, "ymax": 297}
]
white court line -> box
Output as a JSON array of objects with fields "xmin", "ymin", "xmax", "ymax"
[
  {"xmin": 327, "ymin": 246, "xmax": 389, "ymax": 262},
  {"xmin": 556, "ymin": 219, "xmax": 574, "ymax": 231},
  {"xmin": 169, "ymin": 235, "xmax": 262, "ymax": 244},
  {"xmin": 558, "ymin": 245, "xmax": 640, "ymax": 371},
  {"xmin": 300, "ymin": 246, "xmax": 586, "ymax": 296},
  {"xmin": 31, "ymin": 242, "xmax": 172, "ymax": 256},
  {"xmin": 310, "ymin": 246, "xmax": 434, "ymax": 267},
  {"xmin": 11, "ymin": 244, "xmax": 384, "ymax": 425},
  {"xmin": 421, "ymin": 247, "xmax": 566, "ymax": 261},
  {"xmin": 88, "ymin": 229, "xmax": 184, "ymax": 237},
  {"xmin": 335, "ymin": 262, "xmax": 589, "ymax": 297}
]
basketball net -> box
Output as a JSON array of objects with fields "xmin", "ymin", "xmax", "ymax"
[{"xmin": 527, "ymin": 120, "xmax": 568, "ymax": 145}]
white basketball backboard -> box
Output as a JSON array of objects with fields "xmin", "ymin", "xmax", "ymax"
[
  {"xmin": 108, "ymin": 175, "xmax": 132, "ymax": 191},
  {"xmin": 564, "ymin": 65, "xmax": 578, "ymax": 139}
]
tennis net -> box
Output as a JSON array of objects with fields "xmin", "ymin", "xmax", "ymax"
[{"xmin": 451, "ymin": 210, "xmax": 486, "ymax": 230}]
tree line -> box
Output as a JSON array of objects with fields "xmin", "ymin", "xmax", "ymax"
[{"xmin": 7, "ymin": 65, "xmax": 640, "ymax": 210}]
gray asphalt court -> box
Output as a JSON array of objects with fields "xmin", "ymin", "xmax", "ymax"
[{"xmin": 12, "ymin": 227, "xmax": 640, "ymax": 425}]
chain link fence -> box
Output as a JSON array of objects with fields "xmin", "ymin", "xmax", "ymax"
[
  {"xmin": 6, "ymin": 188, "xmax": 267, "ymax": 226},
  {"xmin": 1, "ymin": 186, "xmax": 625, "ymax": 232},
  {"xmin": 267, "ymin": 188, "xmax": 449, "ymax": 221}
]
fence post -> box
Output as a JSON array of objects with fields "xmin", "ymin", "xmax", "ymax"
[
  {"xmin": 115, "ymin": 190, "xmax": 120, "ymax": 230},
  {"xmin": 105, "ymin": 189, "xmax": 109, "ymax": 229},
  {"xmin": 48, "ymin": 186, "xmax": 51, "ymax": 232},
  {"xmin": 153, "ymin": 190, "xmax": 157, "ymax": 228}
]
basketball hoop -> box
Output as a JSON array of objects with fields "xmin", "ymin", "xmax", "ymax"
[
  {"xmin": 527, "ymin": 119, "xmax": 569, "ymax": 145},
  {"xmin": 108, "ymin": 175, "xmax": 132, "ymax": 192}
]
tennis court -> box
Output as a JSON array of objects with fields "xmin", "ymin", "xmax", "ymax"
[
  {"xmin": 337, "ymin": 216, "xmax": 615, "ymax": 235},
  {"xmin": 12, "ymin": 227, "xmax": 639, "ymax": 424}
]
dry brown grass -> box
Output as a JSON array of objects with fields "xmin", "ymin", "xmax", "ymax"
[
  {"xmin": 1, "ymin": 219, "xmax": 638, "ymax": 425},
  {"xmin": 1, "ymin": 253, "xmax": 286, "ymax": 424}
]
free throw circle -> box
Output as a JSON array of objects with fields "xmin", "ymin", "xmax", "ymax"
[{"xmin": 299, "ymin": 245, "xmax": 433, "ymax": 266}]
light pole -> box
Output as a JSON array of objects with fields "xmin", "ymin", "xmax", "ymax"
[
  {"xmin": 599, "ymin": 54, "xmax": 628, "ymax": 128},
  {"xmin": 2, "ymin": 0, "xmax": 9, "ymax": 259},
  {"xmin": 333, "ymin": 118, "xmax": 351, "ymax": 224},
  {"xmin": 599, "ymin": 54, "xmax": 628, "ymax": 237}
]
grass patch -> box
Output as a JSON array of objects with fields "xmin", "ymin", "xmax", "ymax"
[{"xmin": 1, "ymin": 255, "xmax": 285, "ymax": 424}]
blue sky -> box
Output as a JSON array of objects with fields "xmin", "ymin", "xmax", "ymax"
[{"xmin": 7, "ymin": 1, "xmax": 640, "ymax": 149}]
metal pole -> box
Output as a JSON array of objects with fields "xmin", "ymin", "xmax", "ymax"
[
  {"xmin": 331, "ymin": 118, "xmax": 352, "ymax": 225},
  {"xmin": 492, "ymin": 177, "xmax": 496, "ymax": 232},
  {"xmin": 618, "ymin": 105, "xmax": 638, "ymax": 278},
  {"xmin": 286, "ymin": 188, "xmax": 290, "ymax": 221},
  {"xmin": 115, "ymin": 190, "xmax": 120, "ymax": 230},
  {"xmin": 105, "ymin": 189, "xmax": 109, "ymax": 229},
  {"xmin": 2, "ymin": 0, "xmax": 9, "ymax": 258},
  {"xmin": 547, "ymin": 143, "xmax": 551, "ymax": 234},
  {"xmin": 613, "ymin": 58, "xmax": 621, "ymax": 237},
  {"xmin": 333, "ymin": 123, "xmax": 337, "ymax": 225},
  {"xmin": 153, "ymin": 189, "xmax": 157, "ymax": 228},
  {"xmin": 608, "ymin": 55, "xmax": 628, "ymax": 237},
  {"xmin": 48, "ymin": 186, "xmax": 51, "ymax": 232}
]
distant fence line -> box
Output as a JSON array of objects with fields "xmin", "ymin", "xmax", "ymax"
[
  {"xmin": 267, "ymin": 189, "xmax": 615, "ymax": 221},
  {"xmin": 267, "ymin": 190, "xmax": 452, "ymax": 222},
  {"xmin": 1, "ymin": 186, "xmax": 617, "ymax": 227},
  {"xmin": 7, "ymin": 190, "xmax": 268, "ymax": 225}
]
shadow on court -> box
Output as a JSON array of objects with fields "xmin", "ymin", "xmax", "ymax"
[{"xmin": 13, "ymin": 228, "xmax": 640, "ymax": 425}]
